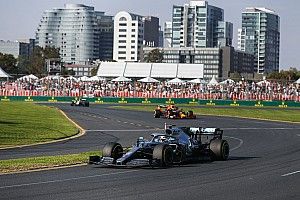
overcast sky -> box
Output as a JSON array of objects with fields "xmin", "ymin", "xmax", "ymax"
[{"xmin": 0, "ymin": 0, "xmax": 299, "ymax": 70}]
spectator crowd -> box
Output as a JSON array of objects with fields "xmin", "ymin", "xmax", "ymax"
[{"xmin": 1, "ymin": 76, "xmax": 300, "ymax": 101}]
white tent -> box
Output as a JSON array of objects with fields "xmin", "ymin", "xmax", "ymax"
[
  {"xmin": 167, "ymin": 78, "xmax": 185, "ymax": 84},
  {"xmin": 188, "ymin": 78, "xmax": 207, "ymax": 84},
  {"xmin": 78, "ymin": 76, "xmax": 89, "ymax": 82},
  {"xmin": 88, "ymin": 76, "xmax": 106, "ymax": 81},
  {"xmin": 41, "ymin": 75, "xmax": 64, "ymax": 80},
  {"xmin": 27, "ymin": 74, "xmax": 38, "ymax": 79},
  {"xmin": 18, "ymin": 74, "xmax": 38, "ymax": 81},
  {"xmin": 0, "ymin": 66, "xmax": 11, "ymax": 78},
  {"xmin": 208, "ymin": 76, "xmax": 219, "ymax": 85},
  {"xmin": 294, "ymin": 78, "xmax": 300, "ymax": 84},
  {"xmin": 52, "ymin": 75, "xmax": 64, "ymax": 80},
  {"xmin": 124, "ymin": 63, "xmax": 152, "ymax": 78},
  {"xmin": 257, "ymin": 80, "xmax": 270, "ymax": 86},
  {"xmin": 138, "ymin": 76, "xmax": 159, "ymax": 83},
  {"xmin": 111, "ymin": 76, "xmax": 132, "ymax": 82},
  {"xmin": 177, "ymin": 64, "xmax": 204, "ymax": 79},
  {"xmin": 97, "ymin": 62, "xmax": 204, "ymax": 79},
  {"xmin": 220, "ymin": 79, "xmax": 235, "ymax": 85},
  {"xmin": 66, "ymin": 76, "xmax": 78, "ymax": 81}
]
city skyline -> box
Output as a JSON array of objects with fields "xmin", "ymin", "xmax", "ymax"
[{"xmin": 0, "ymin": 0, "xmax": 299, "ymax": 70}]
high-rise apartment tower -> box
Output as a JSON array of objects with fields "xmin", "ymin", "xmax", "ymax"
[
  {"xmin": 36, "ymin": 4, "xmax": 114, "ymax": 64},
  {"xmin": 171, "ymin": 0, "xmax": 233, "ymax": 48},
  {"xmin": 238, "ymin": 7, "xmax": 280, "ymax": 73}
]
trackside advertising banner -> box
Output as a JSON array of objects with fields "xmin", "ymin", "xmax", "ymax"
[{"xmin": 0, "ymin": 96, "xmax": 300, "ymax": 108}]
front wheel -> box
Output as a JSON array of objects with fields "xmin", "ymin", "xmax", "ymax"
[
  {"xmin": 210, "ymin": 139, "xmax": 229, "ymax": 161},
  {"xmin": 152, "ymin": 144, "xmax": 174, "ymax": 167},
  {"xmin": 102, "ymin": 142, "xmax": 123, "ymax": 160}
]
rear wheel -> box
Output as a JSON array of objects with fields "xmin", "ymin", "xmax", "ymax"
[
  {"xmin": 187, "ymin": 110, "xmax": 196, "ymax": 119},
  {"xmin": 102, "ymin": 142, "xmax": 123, "ymax": 160},
  {"xmin": 153, "ymin": 144, "xmax": 173, "ymax": 167},
  {"xmin": 85, "ymin": 101, "xmax": 89, "ymax": 107},
  {"xmin": 210, "ymin": 139, "xmax": 229, "ymax": 161},
  {"xmin": 173, "ymin": 145, "xmax": 186, "ymax": 164},
  {"xmin": 154, "ymin": 110, "xmax": 161, "ymax": 118}
]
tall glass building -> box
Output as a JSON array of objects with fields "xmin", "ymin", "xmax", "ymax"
[
  {"xmin": 164, "ymin": 22, "xmax": 172, "ymax": 48},
  {"xmin": 171, "ymin": 0, "xmax": 233, "ymax": 48},
  {"xmin": 238, "ymin": 7, "xmax": 280, "ymax": 74},
  {"xmin": 0, "ymin": 39, "xmax": 35, "ymax": 59},
  {"xmin": 35, "ymin": 4, "xmax": 113, "ymax": 65}
]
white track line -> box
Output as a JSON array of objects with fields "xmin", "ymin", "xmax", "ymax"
[
  {"xmin": 224, "ymin": 136, "xmax": 244, "ymax": 152},
  {"xmin": 86, "ymin": 127, "xmax": 300, "ymax": 132},
  {"xmin": 281, "ymin": 170, "xmax": 300, "ymax": 177},
  {"xmin": 0, "ymin": 170, "xmax": 139, "ymax": 189},
  {"xmin": 86, "ymin": 129, "xmax": 162, "ymax": 132},
  {"xmin": 223, "ymin": 127, "xmax": 300, "ymax": 130}
]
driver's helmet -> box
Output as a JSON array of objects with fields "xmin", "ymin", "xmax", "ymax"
[{"xmin": 159, "ymin": 135, "xmax": 167, "ymax": 142}]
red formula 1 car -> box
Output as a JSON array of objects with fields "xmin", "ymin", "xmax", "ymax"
[{"xmin": 154, "ymin": 104, "xmax": 196, "ymax": 119}]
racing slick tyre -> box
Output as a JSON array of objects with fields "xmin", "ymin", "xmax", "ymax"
[
  {"xmin": 186, "ymin": 111, "xmax": 193, "ymax": 117},
  {"xmin": 187, "ymin": 111, "xmax": 196, "ymax": 119},
  {"xmin": 166, "ymin": 110, "xmax": 173, "ymax": 119},
  {"xmin": 102, "ymin": 142, "xmax": 123, "ymax": 160},
  {"xmin": 84, "ymin": 101, "xmax": 90, "ymax": 107},
  {"xmin": 71, "ymin": 102, "xmax": 75, "ymax": 106},
  {"xmin": 209, "ymin": 139, "xmax": 229, "ymax": 161},
  {"xmin": 154, "ymin": 110, "xmax": 161, "ymax": 118},
  {"xmin": 173, "ymin": 145, "xmax": 186, "ymax": 164},
  {"xmin": 153, "ymin": 144, "xmax": 174, "ymax": 167}
]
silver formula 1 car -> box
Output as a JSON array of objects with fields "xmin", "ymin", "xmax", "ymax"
[
  {"xmin": 89, "ymin": 125, "xmax": 229, "ymax": 167},
  {"xmin": 71, "ymin": 98, "xmax": 89, "ymax": 107}
]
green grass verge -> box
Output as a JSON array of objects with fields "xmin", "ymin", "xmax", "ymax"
[
  {"xmin": 111, "ymin": 105, "xmax": 300, "ymax": 123},
  {"xmin": 0, "ymin": 151, "xmax": 100, "ymax": 174},
  {"xmin": 0, "ymin": 102, "xmax": 79, "ymax": 148}
]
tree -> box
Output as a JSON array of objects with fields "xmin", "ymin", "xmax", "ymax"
[
  {"xmin": 61, "ymin": 66, "xmax": 75, "ymax": 76},
  {"xmin": 0, "ymin": 52, "xmax": 18, "ymax": 74},
  {"xmin": 91, "ymin": 65, "xmax": 99, "ymax": 76},
  {"xmin": 17, "ymin": 55, "xmax": 30, "ymax": 74},
  {"xmin": 267, "ymin": 71, "xmax": 282, "ymax": 80},
  {"xmin": 267, "ymin": 68, "xmax": 299, "ymax": 81},
  {"xmin": 43, "ymin": 46, "xmax": 60, "ymax": 59},
  {"xmin": 27, "ymin": 46, "xmax": 45, "ymax": 76},
  {"xmin": 144, "ymin": 48, "xmax": 163, "ymax": 63},
  {"xmin": 230, "ymin": 72, "xmax": 242, "ymax": 81},
  {"xmin": 27, "ymin": 46, "xmax": 60, "ymax": 76}
]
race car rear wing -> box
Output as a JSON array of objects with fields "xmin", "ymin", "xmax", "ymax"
[
  {"xmin": 174, "ymin": 126, "xmax": 223, "ymax": 140},
  {"xmin": 190, "ymin": 127, "xmax": 223, "ymax": 135}
]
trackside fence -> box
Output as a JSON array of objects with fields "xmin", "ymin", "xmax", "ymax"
[
  {"xmin": 0, "ymin": 96, "xmax": 300, "ymax": 108},
  {"xmin": 0, "ymin": 89, "xmax": 300, "ymax": 102}
]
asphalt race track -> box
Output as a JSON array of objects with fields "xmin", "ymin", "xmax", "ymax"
[{"xmin": 0, "ymin": 104, "xmax": 299, "ymax": 200}]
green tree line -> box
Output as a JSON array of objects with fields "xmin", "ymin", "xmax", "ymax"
[
  {"xmin": 0, "ymin": 46, "xmax": 73, "ymax": 77},
  {"xmin": 267, "ymin": 68, "xmax": 300, "ymax": 81}
]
